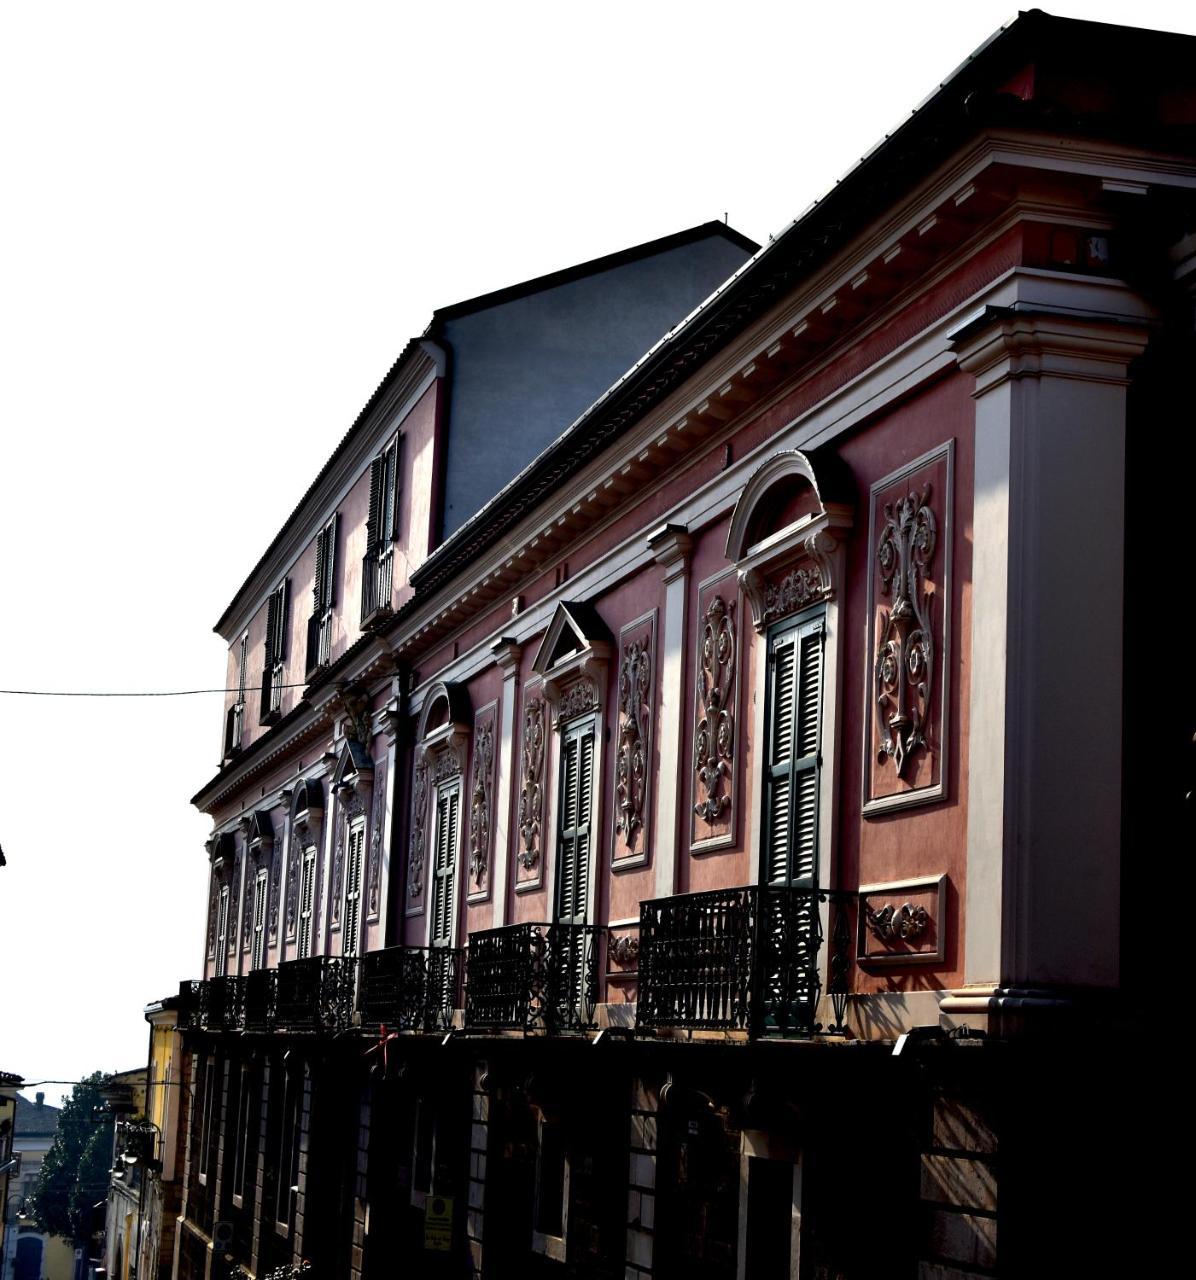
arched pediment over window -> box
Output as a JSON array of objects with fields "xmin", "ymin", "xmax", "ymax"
[
  {"xmin": 726, "ymin": 448, "xmax": 853, "ymax": 632},
  {"xmin": 415, "ymin": 681, "xmax": 472, "ymax": 757}
]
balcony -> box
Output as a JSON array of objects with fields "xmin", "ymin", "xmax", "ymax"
[
  {"xmin": 274, "ymin": 955, "xmax": 359, "ymax": 1033},
  {"xmin": 360, "ymin": 546, "xmax": 394, "ymax": 627},
  {"xmin": 464, "ymin": 922, "xmax": 598, "ymax": 1034},
  {"xmin": 176, "ymin": 977, "xmax": 244, "ymax": 1032},
  {"xmin": 359, "ymin": 945, "xmax": 462, "ymax": 1033},
  {"xmin": 636, "ymin": 885, "xmax": 854, "ymax": 1037},
  {"xmin": 244, "ymin": 967, "xmax": 279, "ymax": 1032}
]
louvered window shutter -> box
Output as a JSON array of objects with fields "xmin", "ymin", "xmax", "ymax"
[
  {"xmin": 252, "ymin": 869, "xmax": 268, "ymax": 969},
  {"xmin": 555, "ymin": 720, "xmax": 594, "ymax": 924},
  {"xmin": 764, "ymin": 614, "xmax": 824, "ymax": 888},
  {"xmin": 298, "ymin": 848, "xmax": 316, "ymax": 960},
  {"xmin": 343, "ymin": 823, "xmax": 364, "ymax": 957},
  {"xmin": 275, "ymin": 581, "xmax": 289, "ymax": 661},
  {"xmin": 431, "ymin": 783, "xmax": 459, "ymax": 947},
  {"xmin": 366, "ymin": 456, "xmax": 384, "ymax": 551},
  {"xmin": 216, "ymin": 886, "xmax": 230, "ymax": 976},
  {"xmin": 261, "ymin": 592, "xmax": 280, "ymax": 717},
  {"xmin": 383, "ymin": 440, "xmax": 399, "ymax": 542},
  {"xmin": 323, "ymin": 514, "xmax": 338, "ymax": 609},
  {"xmin": 313, "ymin": 528, "xmax": 327, "ymax": 615}
]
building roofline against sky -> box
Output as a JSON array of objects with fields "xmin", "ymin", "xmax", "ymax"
[
  {"xmin": 405, "ymin": 8, "xmax": 1196, "ymax": 599},
  {"xmin": 212, "ymin": 221, "xmax": 758, "ymax": 635}
]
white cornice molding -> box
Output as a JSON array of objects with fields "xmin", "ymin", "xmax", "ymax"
[{"xmin": 216, "ymin": 344, "xmax": 443, "ymax": 642}]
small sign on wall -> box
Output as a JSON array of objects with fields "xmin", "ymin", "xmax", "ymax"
[{"xmin": 425, "ymin": 1195, "xmax": 454, "ymax": 1251}]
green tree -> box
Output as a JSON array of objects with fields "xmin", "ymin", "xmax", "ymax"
[{"xmin": 31, "ymin": 1072, "xmax": 113, "ymax": 1242}]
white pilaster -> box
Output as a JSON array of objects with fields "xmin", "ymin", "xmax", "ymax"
[
  {"xmin": 953, "ymin": 307, "xmax": 1150, "ymax": 992},
  {"xmin": 490, "ymin": 639, "xmax": 522, "ymax": 927},
  {"xmin": 648, "ymin": 523, "xmax": 692, "ymax": 899}
]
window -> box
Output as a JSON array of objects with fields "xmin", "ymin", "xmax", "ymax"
[
  {"xmin": 231, "ymin": 1065, "xmax": 253, "ymax": 1204},
  {"xmin": 306, "ymin": 516, "xmax": 338, "ymax": 676},
  {"xmin": 555, "ymin": 718, "xmax": 594, "ymax": 925},
  {"xmin": 197, "ymin": 1057, "xmax": 215, "ymax": 1182},
  {"xmin": 275, "ymin": 1071, "xmax": 301, "ymax": 1228},
  {"xmin": 411, "ymin": 1098, "xmax": 436, "ymax": 1203},
  {"xmin": 252, "ymin": 867, "xmax": 269, "ymax": 970},
  {"xmin": 764, "ymin": 610, "xmax": 824, "ymax": 889},
  {"xmin": 342, "ymin": 819, "xmax": 365, "ymax": 958},
  {"xmin": 297, "ymin": 846, "xmax": 317, "ymax": 960},
  {"xmin": 430, "ymin": 782, "xmax": 460, "ymax": 948},
  {"xmin": 225, "ymin": 634, "xmax": 248, "ymax": 755},
  {"xmin": 361, "ymin": 438, "xmax": 401, "ymax": 624},
  {"xmin": 532, "ymin": 1112, "xmax": 569, "ymax": 1260},
  {"xmin": 261, "ymin": 579, "xmax": 289, "ymax": 722},
  {"xmin": 215, "ymin": 885, "xmax": 230, "ymax": 977}
]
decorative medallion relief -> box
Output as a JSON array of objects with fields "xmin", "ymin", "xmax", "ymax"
[
  {"xmin": 557, "ymin": 677, "xmax": 598, "ymax": 724},
  {"xmin": 613, "ymin": 613, "xmax": 654, "ymax": 866},
  {"xmin": 763, "ymin": 564, "xmax": 827, "ymax": 623},
  {"xmin": 518, "ymin": 695, "xmax": 545, "ymax": 872},
  {"xmin": 857, "ymin": 874, "xmax": 946, "ymax": 966},
  {"xmin": 468, "ymin": 715, "xmax": 495, "ymax": 890},
  {"xmin": 609, "ymin": 933, "xmax": 640, "ymax": 968},
  {"xmin": 366, "ymin": 757, "xmax": 387, "ymax": 920},
  {"xmin": 863, "ymin": 442, "xmax": 953, "ymax": 814},
  {"xmin": 408, "ymin": 757, "xmax": 430, "ymax": 900}
]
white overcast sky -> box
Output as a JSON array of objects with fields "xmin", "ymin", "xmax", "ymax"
[{"xmin": 2, "ymin": 0, "xmax": 1192, "ymax": 1102}]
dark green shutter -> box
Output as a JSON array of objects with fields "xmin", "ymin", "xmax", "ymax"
[
  {"xmin": 555, "ymin": 719, "xmax": 594, "ymax": 924},
  {"xmin": 366, "ymin": 456, "xmax": 384, "ymax": 550},
  {"xmin": 764, "ymin": 614, "xmax": 824, "ymax": 888},
  {"xmin": 432, "ymin": 783, "xmax": 459, "ymax": 947}
]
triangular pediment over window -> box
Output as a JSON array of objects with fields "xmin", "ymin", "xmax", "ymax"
[
  {"xmin": 532, "ymin": 601, "xmax": 614, "ymax": 676},
  {"xmin": 332, "ymin": 738, "xmax": 375, "ymax": 793}
]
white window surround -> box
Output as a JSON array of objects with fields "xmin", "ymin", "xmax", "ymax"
[
  {"xmin": 531, "ymin": 602, "xmax": 613, "ymax": 928},
  {"xmin": 727, "ymin": 450, "xmax": 852, "ymax": 1030},
  {"xmin": 413, "ymin": 681, "xmax": 471, "ymax": 947}
]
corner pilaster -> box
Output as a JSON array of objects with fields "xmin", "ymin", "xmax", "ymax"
[{"xmin": 950, "ymin": 306, "xmax": 1150, "ymax": 1001}]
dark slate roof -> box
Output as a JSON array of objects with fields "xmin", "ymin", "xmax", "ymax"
[
  {"xmin": 406, "ymin": 9, "xmax": 1196, "ymax": 599},
  {"xmin": 15, "ymin": 1094, "xmax": 61, "ymax": 1138}
]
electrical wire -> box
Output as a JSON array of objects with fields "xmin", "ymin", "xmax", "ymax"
[{"xmin": 0, "ymin": 684, "xmax": 312, "ymax": 698}]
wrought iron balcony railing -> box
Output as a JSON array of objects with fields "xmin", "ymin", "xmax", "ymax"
[
  {"xmin": 204, "ymin": 975, "xmax": 246, "ymax": 1031},
  {"xmin": 274, "ymin": 956, "xmax": 359, "ymax": 1033},
  {"xmin": 177, "ymin": 979, "xmax": 204, "ymax": 1030},
  {"xmin": 360, "ymin": 547, "xmax": 394, "ymax": 626},
  {"xmin": 636, "ymin": 885, "xmax": 854, "ymax": 1037},
  {"xmin": 464, "ymin": 922, "xmax": 598, "ymax": 1033},
  {"xmin": 359, "ymin": 945, "xmax": 461, "ymax": 1033},
  {"xmin": 243, "ymin": 967, "xmax": 279, "ymax": 1032}
]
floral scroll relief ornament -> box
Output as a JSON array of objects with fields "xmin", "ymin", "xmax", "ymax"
[
  {"xmin": 330, "ymin": 832, "xmax": 344, "ymax": 927},
  {"xmin": 469, "ymin": 721, "xmax": 494, "ymax": 886},
  {"xmin": 207, "ymin": 873, "xmax": 219, "ymax": 958},
  {"xmin": 615, "ymin": 639, "xmax": 651, "ymax": 849},
  {"xmin": 518, "ymin": 698, "xmax": 545, "ymax": 870},
  {"xmin": 865, "ymin": 902, "xmax": 929, "ymax": 945},
  {"xmin": 762, "ymin": 566, "xmax": 827, "ymax": 623},
  {"xmin": 693, "ymin": 596, "xmax": 736, "ymax": 825},
  {"xmin": 367, "ymin": 758, "xmax": 387, "ymax": 918},
  {"xmin": 874, "ymin": 484, "xmax": 937, "ymax": 778},
  {"xmin": 286, "ymin": 832, "xmax": 301, "ymax": 938},
  {"xmin": 408, "ymin": 758, "xmax": 429, "ymax": 899},
  {"xmin": 269, "ymin": 844, "xmax": 282, "ymax": 942}
]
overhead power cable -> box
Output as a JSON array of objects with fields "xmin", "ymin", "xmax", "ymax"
[{"xmin": 0, "ymin": 684, "xmax": 312, "ymax": 698}]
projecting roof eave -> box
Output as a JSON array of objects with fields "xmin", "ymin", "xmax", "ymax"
[{"xmin": 405, "ymin": 8, "xmax": 1196, "ymax": 601}]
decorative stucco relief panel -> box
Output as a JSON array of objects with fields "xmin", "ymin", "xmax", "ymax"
[
  {"xmin": 690, "ymin": 572, "xmax": 740, "ymax": 852},
  {"xmin": 406, "ymin": 756, "xmax": 430, "ymax": 912},
  {"xmin": 612, "ymin": 611, "xmax": 655, "ymax": 869},
  {"xmin": 366, "ymin": 756, "xmax": 388, "ymax": 921},
  {"xmin": 863, "ymin": 441, "xmax": 953, "ymax": 814},
  {"xmin": 517, "ymin": 688, "xmax": 546, "ymax": 882},
  {"xmin": 467, "ymin": 706, "xmax": 497, "ymax": 902},
  {"xmin": 857, "ymin": 874, "xmax": 947, "ymax": 966}
]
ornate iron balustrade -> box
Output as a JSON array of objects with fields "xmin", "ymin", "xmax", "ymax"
[
  {"xmin": 204, "ymin": 976, "xmax": 245, "ymax": 1031},
  {"xmin": 275, "ymin": 956, "xmax": 359, "ymax": 1033},
  {"xmin": 464, "ymin": 922, "xmax": 598, "ymax": 1033},
  {"xmin": 359, "ymin": 945, "xmax": 461, "ymax": 1033},
  {"xmin": 243, "ymin": 967, "xmax": 279, "ymax": 1032},
  {"xmin": 177, "ymin": 979, "xmax": 204, "ymax": 1030},
  {"xmin": 360, "ymin": 547, "xmax": 394, "ymax": 626},
  {"xmin": 636, "ymin": 885, "xmax": 854, "ymax": 1037}
]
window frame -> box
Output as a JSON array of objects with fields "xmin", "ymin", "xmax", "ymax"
[
  {"xmin": 297, "ymin": 845, "xmax": 317, "ymax": 961},
  {"xmin": 251, "ymin": 866, "xmax": 269, "ymax": 970},
  {"xmin": 342, "ymin": 816, "xmax": 366, "ymax": 958}
]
